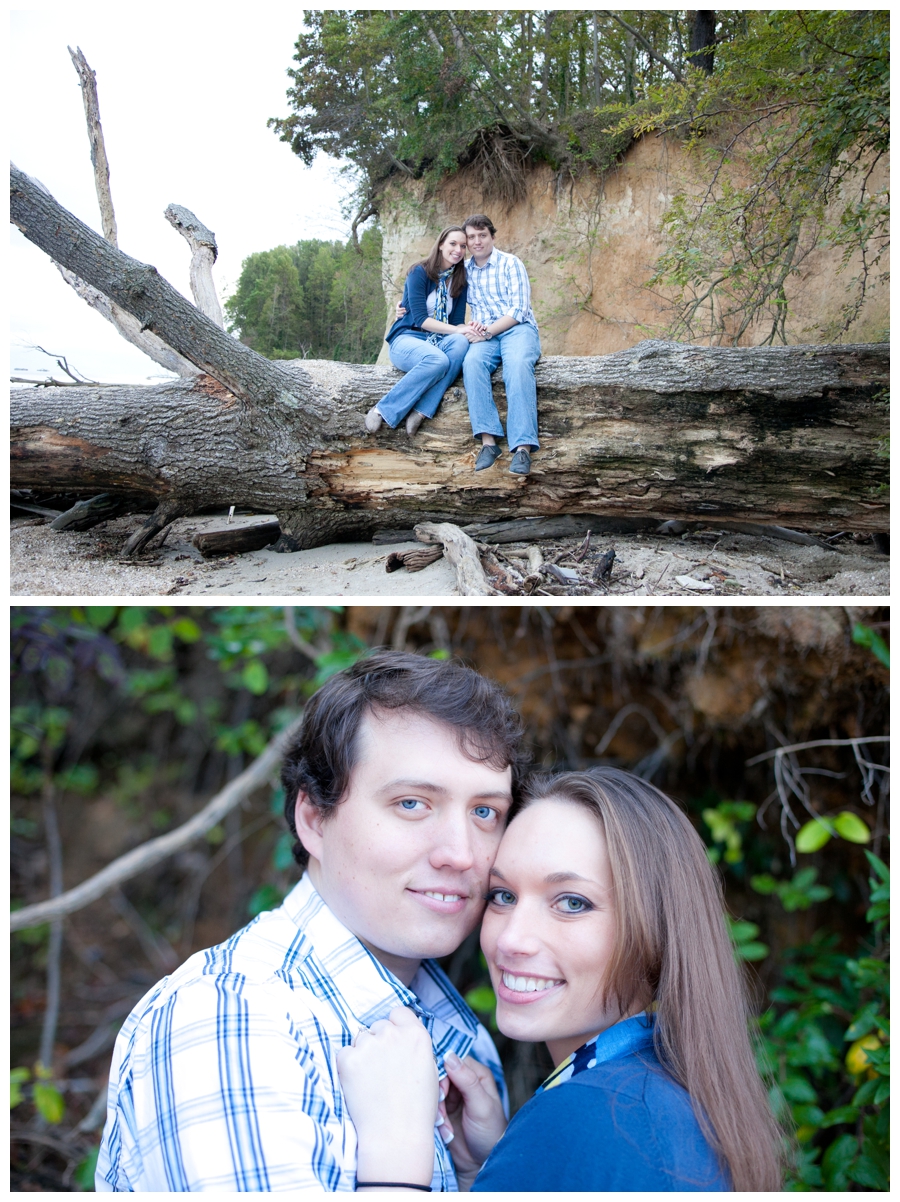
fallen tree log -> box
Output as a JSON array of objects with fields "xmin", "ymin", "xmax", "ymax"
[{"xmin": 10, "ymin": 166, "xmax": 890, "ymax": 549}]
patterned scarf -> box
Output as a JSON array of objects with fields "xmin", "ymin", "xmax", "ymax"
[
  {"xmin": 427, "ymin": 266, "xmax": 455, "ymax": 344},
  {"xmin": 539, "ymin": 1013, "xmax": 654, "ymax": 1093}
]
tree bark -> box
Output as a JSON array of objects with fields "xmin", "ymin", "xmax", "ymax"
[{"xmin": 10, "ymin": 166, "xmax": 890, "ymax": 549}]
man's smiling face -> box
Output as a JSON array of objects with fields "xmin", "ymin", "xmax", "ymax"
[
  {"xmin": 295, "ymin": 708, "xmax": 513, "ymax": 983},
  {"xmin": 466, "ymin": 224, "xmax": 495, "ymax": 263}
]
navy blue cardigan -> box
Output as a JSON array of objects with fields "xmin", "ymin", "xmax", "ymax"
[
  {"xmin": 385, "ymin": 263, "xmax": 468, "ymax": 345},
  {"xmin": 472, "ymin": 1019, "xmax": 730, "ymax": 1193}
]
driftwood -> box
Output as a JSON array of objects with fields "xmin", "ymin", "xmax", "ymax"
[
  {"xmin": 10, "ymin": 167, "xmax": 890, "ymax": 551},
  {"xmin": 414, "ymin": 522, "xmax": 495, "ymax": 596},
  {"xmin": 49, "ymin": 493, "xmax": 122, "ymax": 531},
  {"xmin": 385, "ymin": 546, "xmax": 444, "ymax": 573},
  {"xmin": 193, "ymin": 519, "xmax": 281, "ymax": 557}
]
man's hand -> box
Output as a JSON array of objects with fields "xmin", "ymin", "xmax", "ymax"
[
  {"xmin": 439, "ymin": 1052, "xmax": 507, "ymax": 1189},
  {"xmin": 337, "ymin": 1006, "xmax": 438, "ymax": 1187}
]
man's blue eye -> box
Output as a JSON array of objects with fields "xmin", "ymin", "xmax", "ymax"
[
  {"xmin": 399, "ymin": 799, "xmax": 423, "ymax": 811},
  {"xmin": 473, "ymin": 805, "xmax": 495, "ymax": 820}
]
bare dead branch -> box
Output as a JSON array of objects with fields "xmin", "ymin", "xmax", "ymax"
[
  {"xmin": 68, "ymin": 46, "xmax": 117, "ymax": 245},
  {"xmin": 10, "ymin": 713, "xmax": 304, "ymax": 931}
]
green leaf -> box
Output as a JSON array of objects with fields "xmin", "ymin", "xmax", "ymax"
[
  {"xmin": 273, "ymin": 831, "xmax": 295, "ymax": 872},
  {"xmin": 33, "ymin": 1082, "xmax": 65, "ymax": 1124},
  {"xmin": 147, "ymin": 624, "xmax": 174, "ymax": 660},
  {"xmin": 821, "ymin": 1133, "xmax": 857, "ymax": 1191},
  {"xmin": 780, "ymin": 1076, "xmax": 818, "ymax": 1104},
  {"xmin": 10, "ymin": 1067, "xmax": 30, "ymax": 1108},
  {"xmin": 849, "ymin": 1154, "xmax": 889, "ymax": 1191},
  {"xmin": 85, "ymin": 605, "xmax": 117, "ymax": 629},
  {"xmin": 171, "ymin": 618, "xmax": 202, "ymax": 643},
  {"xmin": 73, "ymin": 1146, "xmax": 100, "ymax": 1190},
  {"xmin": 864, "ymin": 850, "xmax": 890, "ymax": 883},
  {"xmin": 852, "ymin": 622, "xmax": 890, "ymax": 667},
  {"xmin": 845, "ymin": 1001, "xmax": 880, "ymax": 1041},
  {"xmin": 852, "ymin": 1078, "xmax": 879, "ymax": 1106},
  {"xmin": 117, "ymin": 607, "xmax": 147, "ymax": 633},
  {"xmin": 464, "ymin": 985, "xmax": 497, "ymax": 1014},
  {"xmin": 820, "ymin": 1104, "xmax": 859, "ymax": 1127},
  {"xmin": 241, "ymin": 660, "xmax": 269, "ymax": 696},
  {"xmin": 736, "ymin": 941, "xmax": 769, "ymax": 961},
  {"xmin": 796, "ymin": 818, "xmax": 834, "ymax": 853},
  {"xmin": 248, "ymin": 884, "xmax": 285, "ymax": 916},
  {"xmin": 873, "ymin": 1079, "xmax": 890, "ymax": 1105},
  {"xmin": 831, "ymin": 811, "xmax": 870, "ymax": 844}
]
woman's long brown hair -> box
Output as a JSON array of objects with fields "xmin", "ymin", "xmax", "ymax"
[
  {"xmin": 516, "ymin": 768, "xmax": 786, "ymax": 1192},
  {"xmin": 412, "ymin": 226, "xmax": 468, "ymax": 297}
]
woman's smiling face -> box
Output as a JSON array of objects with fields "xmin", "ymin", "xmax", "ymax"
[
  {"xmin": 480, "ymin": 797, "xmax": 622, "ymax": 1067},
  {"xmin": 438, "ymin": 230, "xmax": 467, "ymax": 269}
]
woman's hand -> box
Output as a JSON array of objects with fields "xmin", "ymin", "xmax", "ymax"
[
  {"xmin": 395, "ymin": 302, "xmax": 407, "ymax": 318},
  {"xmin": 439, "ymin": 1052, "xmax": 507, "ymax": 1189},
  {"xmin": 337, "ymin": 1006, "xmax": 438, "ymax": 1188}
]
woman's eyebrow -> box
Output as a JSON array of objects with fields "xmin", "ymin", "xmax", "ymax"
[{"xmin": 544, "ymin": 871, "xmax": 592, "ymax": 885}]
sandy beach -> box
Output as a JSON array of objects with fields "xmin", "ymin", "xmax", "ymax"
[{"xmin": 11, "ymin": 510, "xmax": 889, "ymax": 599}]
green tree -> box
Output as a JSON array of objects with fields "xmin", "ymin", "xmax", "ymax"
[
  {"xmin": 268, "ymin": 11, "xmax": 735, "ymax": 208},
  {"xmin": 225, "ymin": 229, "xmax": 385, "ymax": 362}
]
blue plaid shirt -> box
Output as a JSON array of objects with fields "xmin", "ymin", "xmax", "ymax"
[
  {"xmin": 96, "ymin": 874, "xmax": 506, "ymax": 1191},
  {"xmin": 465, "ymin": 247, "xmax": 537, "ymax": 329}
]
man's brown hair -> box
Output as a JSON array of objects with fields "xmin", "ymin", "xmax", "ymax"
[
  {"xmin": 282, "ymin": 650, "xmax": 529, "ymax": 868},
  {"xmin": 462, "ymin": 213, "xmax": 496, "ymax": 237}
]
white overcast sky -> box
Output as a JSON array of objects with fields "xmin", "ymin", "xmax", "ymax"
[{"xmin": 10, "ymin": 7, "xmax": 351, "ymax": 383}]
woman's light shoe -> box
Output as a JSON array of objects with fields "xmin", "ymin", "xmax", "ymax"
[
  {"xmin": 365, "ymin": 406, "xmax": 384, "ymax": 433},
  {"xmin": 406, "ymin": 410, "xmax": 426, "ymax": 437}
]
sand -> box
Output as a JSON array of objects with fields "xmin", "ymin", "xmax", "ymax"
[{"xmin": 10, "ymin": 511, "xmax": 890, "ymax": 599}]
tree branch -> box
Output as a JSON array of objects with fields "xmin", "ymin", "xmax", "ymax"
[
  {"xmin": 68, "ymin": 46, "xmax": 117, "ymax": 246},
  {"xmin": 600, "ymin": 12, "xmax": 685, "ymax": 83},
  {"xmin": 10, "ymin": 165, "xmax": 321, "ymax": 420},
  {"xmin": 10, "ymin": 713, "xmax": 304, "ymax": 931}
]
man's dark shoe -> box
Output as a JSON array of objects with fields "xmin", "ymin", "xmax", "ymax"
[
  {"xmin": 509, "ymin": 448, "xmax": 531, "ymax": 475},
  {"xmin": 475, "ymin": 444, "xmax": 502, "ymax": 471}
]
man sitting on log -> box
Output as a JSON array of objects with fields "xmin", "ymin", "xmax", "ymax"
[
  {"xmin": 462, "ymin": 214, "xmax": 542, "ymax": 477},
  {"xmin": 95, "ymin": 651, "xmax": 523, "ymax": 1191}
]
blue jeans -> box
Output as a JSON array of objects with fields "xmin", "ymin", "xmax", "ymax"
[
  {"xmin": 462, "ymin": 322, "xmax": 542, "ymax": 450},
  {"xmin": 377, "ymin": 333, "xmax": 469, "ymax": 427}
]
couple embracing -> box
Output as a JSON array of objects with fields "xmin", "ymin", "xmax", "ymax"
[
  {"xmin": 366, "ymin": 216, "xmax": 541, "ymax": 476},
  {"xmin": 97, "ymin": 652, "xmax": 784, "ymax": 1192}
]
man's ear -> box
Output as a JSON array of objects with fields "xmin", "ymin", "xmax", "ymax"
[{"xmin": 293, "ymin": 791, "xmax": 326, "ymax": 864}]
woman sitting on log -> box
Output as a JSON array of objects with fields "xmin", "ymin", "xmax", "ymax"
[{"xmin": 365, "ymin": 227, "xmax": 476, "ymax": 438}]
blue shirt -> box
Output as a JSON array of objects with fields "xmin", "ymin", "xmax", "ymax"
[
  {"xmin": 96, "ymin": 874, "xmax": 505, "ymax": 1192},
  {"xmin": 465, "ymin": 247, "xmax": 537, "ymax": 329},
  {"xmin": 386, "ymin": 263, "xmax": 468, "ymax": 344},
  {"xmin": 471, "ymin": 1015, "xmax": 730, "ymax": 1192}
]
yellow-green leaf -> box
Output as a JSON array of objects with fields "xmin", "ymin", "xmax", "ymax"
[
  {"xmin": 796, "ymin": 818, "xmax": 834, "ymax": 853},
  {"xmin": 33, "ymin": 1082, "xmax": 65, "ymax": 1124},
  {"xmin": 832, "ymin": 811, "xmax": 870, "ymax": 844},
  {"xmin": 241, "ymin": 660, "xmax": 269, "ymax": 695}
]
